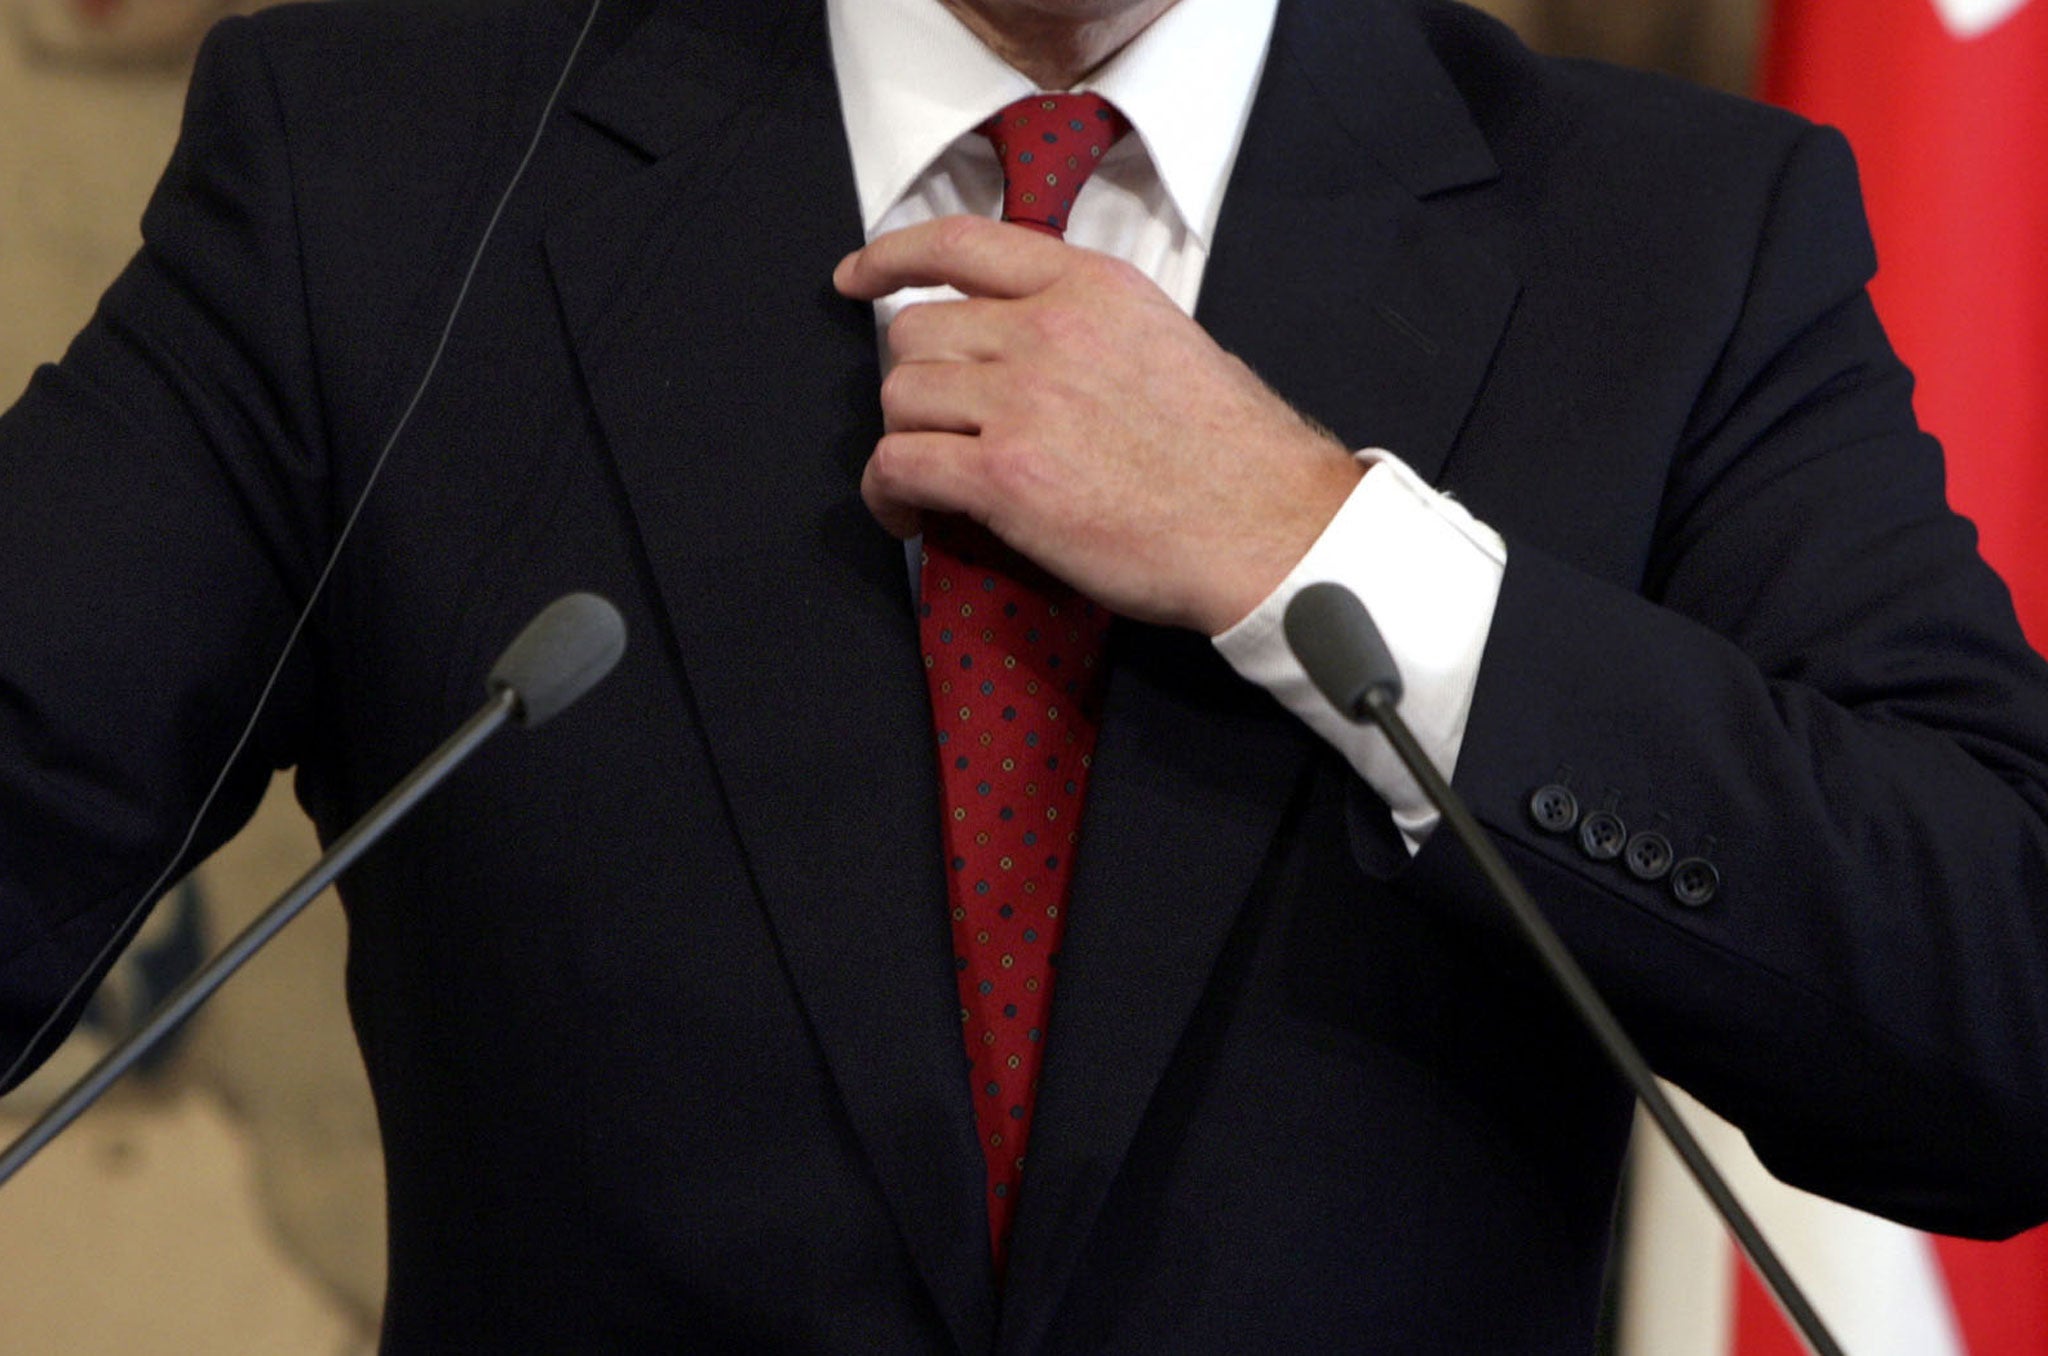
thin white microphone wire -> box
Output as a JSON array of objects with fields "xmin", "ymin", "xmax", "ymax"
[{"xmin": 0, "ymin": 0, "xmax": 607, "ymax": 1096}]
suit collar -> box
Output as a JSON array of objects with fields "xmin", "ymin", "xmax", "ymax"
[
  {"xmin": 564, "ymin": 0, "xmax": 1500, "ymax": 201},
  {"xmin": 824, "ymin": 0, "xmax": 1282, "ymax": 247},
  {"xmin": 1279, "ymin": 0, "xmax": 1500, "ymax": 200},
  {"xmin": 564, "ymin": 0, "xmax": 817, "ymax": 162}
]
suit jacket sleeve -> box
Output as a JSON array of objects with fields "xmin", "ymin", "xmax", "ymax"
[
  {"xmin": 0, "ymin": 18, "xmax": 326, "ymax": 1083},
  {"xmin": 1391, "ymin": 121, "xmax": 2048, "ymax": 1238}
]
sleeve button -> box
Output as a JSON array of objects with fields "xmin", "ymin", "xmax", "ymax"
[
  {"xmin": 1625, "ymin": 831, "xmax": 1674, "ymax": 881},
  {"xmin": 1671, "ymin": 858, "xmax": 1721, "ymax": 908},
  {"xmin": 1578, "ymin": 811, "xmax": 1627, "ymax": 861},
  {"xmin": 1529, "ymin": 784, "xmax": 1580, "ymax": 833}
]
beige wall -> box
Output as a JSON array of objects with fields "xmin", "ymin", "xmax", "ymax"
[{"xmin": 0, "ymin": 1, "xmax": 1766, "ymax": 1349}]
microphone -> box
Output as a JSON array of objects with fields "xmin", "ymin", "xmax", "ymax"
[
  {"xmin": 1281, "ymin": 576, "xmax": 1403, "ymax": 715},
  {"xmin": 1283, "ymin": 582, "xmax": 1846, "ymax": 1356},
  {"xmin": 490, "ymin": 590, "xmax": 628, "ymax": 729},
  {"xmin": 0, "ymin": 592, "xmax": 626, "ymax": 1189}
]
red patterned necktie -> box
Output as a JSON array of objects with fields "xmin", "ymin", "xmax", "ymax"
[{"xmin": 919, "ymin": 92, "xmax": 1131, "ymax": 1272}]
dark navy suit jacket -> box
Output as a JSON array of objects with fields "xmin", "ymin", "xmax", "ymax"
[{"xmin": 7, "ymin": 0, "xmax": 2048, "ymax": 1349}]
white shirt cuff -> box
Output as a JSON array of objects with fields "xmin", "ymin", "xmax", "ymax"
[{"xmin": 1213, "ymin": 450, "xmax": 1506, "ymax": 852}]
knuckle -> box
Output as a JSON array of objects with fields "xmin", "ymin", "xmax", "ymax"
[
  {"xmin": 868, "ymin": 431, "xmax": 904, "ymax": 472},
  {"xmin": 879, "ymin": 362, "xmax": 918, "ymax": 410},
  {"xmin": 977, "ymin": 430, "xmax": 1033, "ymax": 494},
  {"xmin": 867, "ymin": 434, "xmax": 920, "ymax": 498},
  {"xmin": 931, "ymin": 215, "xmax": 985, "ymax": 262},
  {"xmin": 1000, "ymin": 365, "xmax": 1055, "ymax": 410},
  {"xmin": 1024, "ymin": 302, "xmax": 1087, "ymax": 348},
  {"xmin": 1088, "ymin": 253, "xmax": 1148, "ymax": 293},
  {"xmin": 888, "ymin": 301, "xmax": 933, "ymax": 351}
]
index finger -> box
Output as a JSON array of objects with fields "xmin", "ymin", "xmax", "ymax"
[{"xmin": 834, "ymin": 215, "xmax": 1069, "ymax": 303}]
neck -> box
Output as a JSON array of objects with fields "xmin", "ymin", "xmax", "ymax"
[{"xmin": 936, "ymin": 0, "xmax": 1180, "ymax": 88}]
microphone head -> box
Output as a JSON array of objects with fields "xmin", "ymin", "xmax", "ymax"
[
  {"xmin": 1282, "ymin": 582, "xmax": 1403, "ymax": 721},
  {"xmin": 488, "ymin": 593, "xmax": 628, "ymax": 729}
]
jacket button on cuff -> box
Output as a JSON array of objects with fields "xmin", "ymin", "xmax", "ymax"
[
  {"xmin": 1671, "ymin": 858, "xmax": 1721, "ymax": 908},
  {"xmin": 1529, "ymin": 784, "xmax": 1580, "ymax": 833},
  {"xmin": 1625, "ymin": 831, "xmax": 1674, "ymax": 881},
  {"xmin": 1578, "ymin": 810, "xmax": 1627, "ymax": 861}
]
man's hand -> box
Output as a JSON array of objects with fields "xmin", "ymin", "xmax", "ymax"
[{"xmin": 833, "ymin": 216, "xmax": 1364, "ymax": 637}]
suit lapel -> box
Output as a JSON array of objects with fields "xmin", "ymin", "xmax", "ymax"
[
  {"xmin": 1198, "ymin": 0, "xmax": 1519, "ymax": 482},
  {"xmin": 546, "ymin": 4, "xmax": 997, "ymax": 1349},
  {"xmin": 999, "ymin": 2, "xmax": 1520, "ymax": 1345}
]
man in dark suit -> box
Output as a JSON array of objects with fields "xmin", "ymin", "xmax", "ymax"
[{"xmin": 5, "ymin": 0, "xmax": 2048, "ymax": 1349}]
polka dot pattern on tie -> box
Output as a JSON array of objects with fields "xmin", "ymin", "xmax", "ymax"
[
  {"xmin": 922, "ymin": 529, "xmax": 1110, "ymax": 1275},
  {"xmin": 919, "ymin": 91, "xmax": 1130, "ymax": 1274}
]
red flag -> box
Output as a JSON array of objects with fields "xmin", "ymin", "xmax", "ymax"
[
  {"xmin": 1732, "ymin": 1235, "xmax": 2048, "ymax": 1352},
  {"xmin": 1733, "ymin": 0, "xmax": 2048, "ymax": 1350},
  {"xmin": 1765, "ymin": 0, "xmax": 2048, "ymax": 644}
]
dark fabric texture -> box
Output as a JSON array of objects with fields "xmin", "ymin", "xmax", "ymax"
[{"xmin": 5, "ymin": 0, "xmax": 2048, "ymax": 1350}]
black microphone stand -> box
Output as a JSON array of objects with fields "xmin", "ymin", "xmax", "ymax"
[{"xmin": 0, "ymin": 592, "xmax": 625, "ymax": 1190}]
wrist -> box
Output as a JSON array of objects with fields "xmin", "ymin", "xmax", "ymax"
[{"xmin": 1201, "ymin": 446, "xmax": 1368, "ymax": 636}]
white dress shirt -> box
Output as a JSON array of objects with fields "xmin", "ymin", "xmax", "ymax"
[{"xmin": 826, "ymin": 0, "xmax": 1506, "ymax": 847}]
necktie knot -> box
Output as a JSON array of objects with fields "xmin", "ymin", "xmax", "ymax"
[{"xmin": 978, "ymin": 92, "xmax": 1132, "ymax": 239}]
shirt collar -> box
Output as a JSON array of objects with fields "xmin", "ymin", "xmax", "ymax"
[{"xmin": 827, "ymin": 0, "xmax": 1279, "ymax": 244}]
